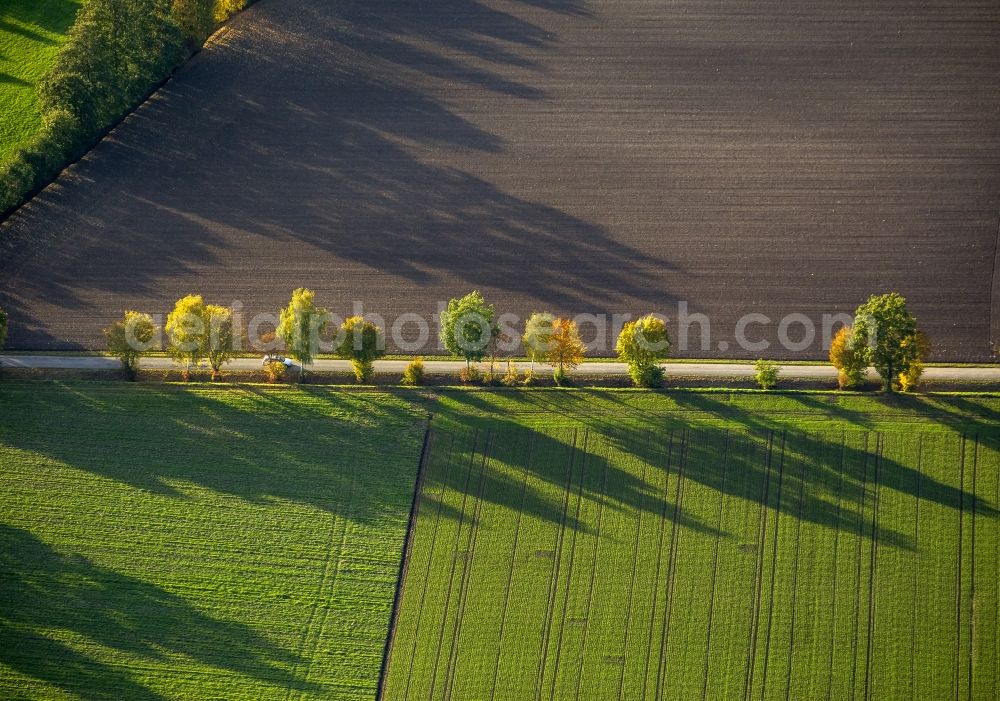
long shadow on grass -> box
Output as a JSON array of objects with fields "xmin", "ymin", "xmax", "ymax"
[
  {"xmin": 420, "ymin": 415, "xmax": 722, "ymax": 535},
  {"xmin": 0, "ymin": 383, "xmax": 426, "ymax": 519},
  {"xmin": 0, "ymin": 525, "xmax": 319, "ymax": 698},
  {"xmin": 430, "ymin": 390, "xmax": 999, "ymax": 547},
  {"xmin": 0, "ymin": 0, "xmax": 81, "ymax": 37}
]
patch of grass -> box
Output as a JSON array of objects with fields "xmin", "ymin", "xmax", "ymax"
[
  {"xmin": 383, "ymin": 389, "xmax": 1000, "ymax": 699},
  {"xmin": 0, "ymin": 0, "xmax": 81, "ymax": 163},
  {"xmin": 0, "ymin": 381, "xmax": 426, "ymax": 699}
]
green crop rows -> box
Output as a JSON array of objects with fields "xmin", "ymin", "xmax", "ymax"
[
  {"xmin": 3, "ymin": 385, "xmax": 999, "ymax": 699},
  {"xmin": 383, "ymin": 390, "xmax": 1000, "ymax": 700},
  {"xmin": 0, "ymin": 382, "xmax": 425, "ymax": 699}
]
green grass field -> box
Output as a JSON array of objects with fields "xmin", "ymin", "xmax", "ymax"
[
  {"xmin": 383, "ymin": 390, "xmax": 1000, "ymax": 700},
  {"xmin": 0, "ymin": 0, "xmax": 81, "ymax": 163},
  {"xmin": 0, "ymin": 382, "xmax": 425, "ymax": 699}
]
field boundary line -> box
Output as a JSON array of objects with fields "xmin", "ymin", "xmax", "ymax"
[
  {"xmin": 909, "ymin": 435, "xmax": 924, "ymax": 700},
  {"xmin": 535, "ymin": 429, "xmax": 580, "ymax": 700},
  {"xmin": 618, "ymin": 431, "xmax": 653, "ymax": 701},
  {"xmin": 825, "ymin": 431, "xmax": 849, "ymax": 701},
  {"xmin": 640, "ymin": 431, "xmax": 676, "ymax": 701},
  {"xmin": 701, "ymin": 430, "xmax": 732, "ymax": 701},
  {"xmin": 863, "ymin": 434, "xmax": 883, "ymax": 701},
  {"xmin": 955, "ymin": 434, "xmax": 968, "ymax": 700},
  {"xmin": 400, "ymin": 429, "xmax": 461, "ymax": 701},
  {"xmin": 427, "ymin": 428, "xmax": 482, "ymax": 700},
  {"xmin": 442, "ymin": 429, "xmax": 494, "ymax": 701},
  {"xmin": 488, "ymin": 432, "xmax": 535, "ymax": 701},
  {"xmin": 742, "ymin": 430, "xmax": 775, "ymax": 701},
  {"xmin": 289, "ymin": 420, "xmax": 365, "ymax": 700},
  {"xmin": 757, "ymin": 430, "xmax": 788, "ymax": 701},
  {"xmin": 548, "ymin": 428, "xmax": 592, "ymax": 701},
  {"xmin": 848, "ymin": 433, "xmax": 872, "ymax": 701},
  {"xmin": 967, "ymin": 434, "xmax": 979, "ymax": 700},
  {"xmin": 655, "ymin": 428, "xmax": 691, "ymax": 701},
  {"xmin": 376, "ymin": 420, "xmax": 435, "ymax": 701},
  {"xmin": 993, "ymin": 435, "xmax": 999, "ymax": 700},
  {"xmin": 783, "ymin": 432, "xmax": 810, "ymax": 701},
  {"xmin": 574, "ymin": 436, "xmax": 613, "ymax": 701}
]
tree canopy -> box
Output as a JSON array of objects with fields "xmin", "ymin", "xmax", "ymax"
[
  {"xmin": 615, "ymin": 315, "xmax": 670, "ymax": 387},
  {"xmin": 439, "ymin": 291, "xmax": 496, "ymax": 367},
  {"xmin": 277, "ymin": 288, "xmax": 329, "ymax": 377},
  {"xmin": 336, "ymin": 316, "xmax": 385, "ymax": 383},
  {"xmin": 850, "ymin": 293, "xmax": 921, "ymax": 393}
]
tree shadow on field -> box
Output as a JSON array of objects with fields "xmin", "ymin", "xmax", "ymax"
[
  {"xmin": 0, "ymin": 383, "xmax": 426, "ymax": 519},
  {"xmin": 0, "ymin": 525, "xmax": 318, "ymax": 698},
  {"xmin": 0, "ymin": 72, "xmax": 30, "ymax": 86},
  {"xmin": 419, "ymin": 415, "xmax": 723, "ymax": 536},
  {"xmin": 0, "ymin": 0, "xmax": 682, "ymax": 351},
  {"xmin": 0, "ymin": 0, "xmax": 81, "ymax": 42},
  {"xmin": 427, "ymin": 390, "xmax": 998, "ymax": 548}
]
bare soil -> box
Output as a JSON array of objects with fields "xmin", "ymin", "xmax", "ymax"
[{"xmin": 1, "ymin": 0, "xmax": 998, "ymax": 359}]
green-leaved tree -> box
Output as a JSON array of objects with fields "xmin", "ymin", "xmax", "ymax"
[
  {"xmin": 277, "ymin": 288, "xmax": 329, "ymax": 381},
  {"xmin": 170, "ymin": 0, "xmax": 215, "ymax": 49},
  {"xmin": 850, "ymin": 293, "xmax": 921, "ymax": 393},
  {"xmin": 336, "ymin": 316, "xmax": 385, "ymax": 383},
  {"xmin": 440, "ymin": 291, "xmax": 496, "ymax": 368},
  {"xmin": 203, "ymin": 304, "xmax": 237, "ymax": 379},
  {"xmin": 0, "ymin": 307, "xmax": 7, "ymax": 352},
  {"xmin": 615, "ymin": 315, "xmax": 670, "ymax": 387},
  {"xmin": 105, "ymin": 310, "xmax": 157, "ymax": 380}
]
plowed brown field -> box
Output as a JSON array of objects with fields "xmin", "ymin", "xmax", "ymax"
[{"xmin": 1, "ymin": 0, "xmax": 998, "ymax": 358}]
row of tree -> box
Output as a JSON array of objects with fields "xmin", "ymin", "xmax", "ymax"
[
  {"xmin": 102, "ymin": 289, "xmax": 927, "ymax": 391},
  {"xmin": 438, "ymin": 291, "xmax": 671, "ymax": 386},
  {"xmin": 105, "ymin": 289, "xmax": 386, "ymax": 383}
]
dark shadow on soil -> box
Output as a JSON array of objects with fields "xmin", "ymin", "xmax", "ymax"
[{"xmin": 0, "ymin": 0, "xmax": 680, "ymax": 351}]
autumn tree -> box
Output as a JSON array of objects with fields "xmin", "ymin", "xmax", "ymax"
[
  {"xmin": 336, "ymin": 316, "xmax": 385, "ymax": 383},
  {"xmin": 203, "ymin": 304, "xmax": 236, "ymax": 379},
  {"xmin": 615, "ymin": 314, "xmax": 670, "ymax": 387},
  {"xmin": 897, "ymin": 330, "xmax": 931, "ymax": 392},
  {"xmin": 105, "ymin": 310, "xmax": 157, "ymax": 380},
  {"xmin": 548, "ymin": 317, "xmax": 586, "ymax": 385},
  {"xmin": 277, "ymin": 288, "xmax": 329, "ymax": 381},
  {"xmin": 165, "ymin": 294, "xmax": 206, "ymax": 380},
  {"xmin": 829, "ymin": 326, "xmax": 866, "ymax": 389}
]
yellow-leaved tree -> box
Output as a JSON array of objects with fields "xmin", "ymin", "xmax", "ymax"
[{"xmin": 548, "ymin": 317, "xmax": 586, "ymax": 385}]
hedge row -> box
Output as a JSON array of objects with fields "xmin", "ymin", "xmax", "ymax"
[{"xmin": 0, "ymin": 0, "xmax": 251, "ymax": 219}]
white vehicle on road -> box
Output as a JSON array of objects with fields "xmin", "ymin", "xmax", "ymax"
[{"xmin": 262, "ymin": 354, "xmax": 296, "ymax": 368}]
